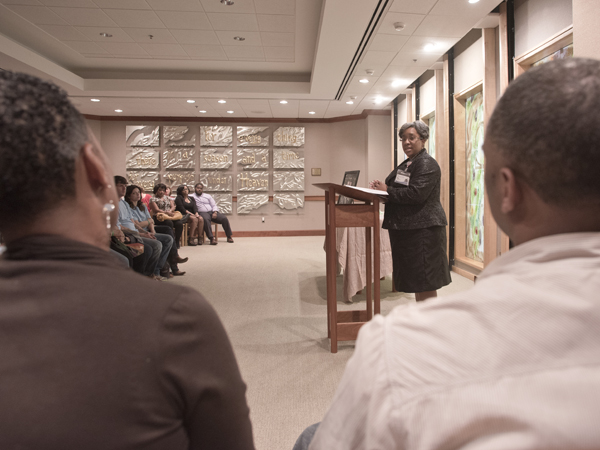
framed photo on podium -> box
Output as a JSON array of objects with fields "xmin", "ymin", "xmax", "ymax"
[{"xmin": 337, "ymin": 170, "xmax": 360, "ymax": 204}]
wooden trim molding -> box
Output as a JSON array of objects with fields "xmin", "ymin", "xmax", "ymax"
[
  {"xmin": 514, "ymin": 25, "xmax": 573, "ymax": 76},
  {"xmin": 218, "ymin": 230, "xmax": 325, "ymax": 238},
  {"xmin": 83, "ymin": 109, "xmax": 391, "ymax": 123}
]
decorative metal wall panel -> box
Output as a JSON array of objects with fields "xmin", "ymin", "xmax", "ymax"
[
  {"xmin": 213, "ymin": 194, "xmax": 232, "ymax": 215},
  {"xmin": 237, "ymin": 126, "xmax": 269, "ymax": 146},
  {"xmin": 163, "ymin": 171, "xmax": 196, "ymax": 188},
  {"xmin": 126, "ymin": 148, "xmax": 160, "ymax": 169},
  {"xmin": 200, "ymin": 126, "xmax": 232, "ymax": 146},
  {"xmin": 163, "ymin": 126, "xmax": 196, "ymax": 147},
  {"xmin": 237, "ymin": 194, "xmax": 269, "ymax": 214},
  {"xmin": 126, "ymin": 125, "xmax": 160, "ymax": 147},
  {"xmin": 273, "ymin": 193, "xmax": 304, "ymax": 212},
  {"xmin": 200, "ymin": 148, "xmax": 233, "ymax": 170},
  {"xmin": 273, "ymin": 126, "xmax": 304, "ymax": 147},
  {"xmin": 198, "ymin": 171, "xmax": 233, "ymax": 191},
  {"xmin": 126, "ymin": 171, "xmax": 158, "ymax": 192},
  {"xmin": 237, "ymin": 171, "xmax": 269, "ymax": 191},
  {"xmin": 162, "ymin": 148, "xmax": 196, "ymax": 170},
  {"xmin": 273, "ymin": 148, "xmax": 304, "ymax": 169},
  {"xmin": 237, "ymin": 148, "xmax": 269, "ymax": 170},
  {"xmin": 273, "ymin": 171, "xmax": 304, "ymax": 191}
]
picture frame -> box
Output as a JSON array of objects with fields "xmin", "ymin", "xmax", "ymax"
[{"xmin": 337, "ymin": 170, "xmax": 360, "ymax": 205}]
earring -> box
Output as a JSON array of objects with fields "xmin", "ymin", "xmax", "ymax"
[{"xmin": 102, "ymin": 200, "xmax": 115, "ymax": 232}]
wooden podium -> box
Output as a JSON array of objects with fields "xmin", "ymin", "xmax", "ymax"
[{"xmin": 314, "ymin": 183, "xmax": 387, "ymax": 353}]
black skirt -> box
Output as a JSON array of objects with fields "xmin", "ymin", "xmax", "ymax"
[{"xmin": 388, "ymin": 226, "xmax": 451, "ymax": 293}]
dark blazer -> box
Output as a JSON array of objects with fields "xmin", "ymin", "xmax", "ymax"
[{"xmin": 383, "ymin": 149, "xmax": 447, "ymax": 230}]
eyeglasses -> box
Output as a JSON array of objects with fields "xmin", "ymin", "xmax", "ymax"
[{"xmin": 399, "ymin": 136, "xmax": 421, "ymax": 143}]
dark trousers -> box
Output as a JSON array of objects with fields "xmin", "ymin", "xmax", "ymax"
[
  {"xmin": 154, "ymin": 225, "xmax": 179, "ymax": 271},
  {"xmin": 153, "ymin": 217, "xmax": 183, "ymax": 248},
  {"xmin": 198, "ymin": 211, "xmax": 232, "ymax": 240}
]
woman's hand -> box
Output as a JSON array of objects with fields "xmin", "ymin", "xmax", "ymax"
[{"xmin": 370, "ymin": 180, "xmax": 387, "ymax": 191}]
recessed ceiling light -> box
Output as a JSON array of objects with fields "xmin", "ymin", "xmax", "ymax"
[
  {"xmin": 468, "ymin": 0, "xmax": 480, "ymax": 3},
  {"xmin": 99, "ymin": 32, "xmax": 112, "ymax": 38},
  {"xmin": 233, "ymin": 36, "xmax": 245, "ymax": 41},
  {"xmin": 308, "ymin": 111, "xmax": 316, "ymax": 115},
  {"xmin": 346, "ymin": 101, "xmax": 354, "ymax": 105},
  {"xmin": 199, "ymin": 110, "xmax": 207, "ymax": 113},
  {"xmin": 280, "ymin": 100, "xmax": 288, "ymax": 104},
  {"xmin": 359, "ymin": 78, "xmax": 369, "ymax": 83},
  {"xmin": 91, "ymin": 98, "xmax": 100, "ymax": 102},
  {"xmin": 115, "ymin": 109, "xmax": 123, "ymax": 112},
  {"xmin": 226, "ymin": 110, "xmax": 234, "ymax": 114},
  {"xmin": 374, "ymin": 97, "xmax": 383, "ymax": 104},
  {"xmin": 392, "ymin": 80, "xmax": 402, "ymax": 87},
  {"xmin": 220, "ymin": 0, "xmax": 234, "ymax": 5},
  {"xmin": 424, "ymin": 43, "xmax": 436, "ymax": 51},
  {"xmin": 218, "ymin": 99, "xmax": 226, "ymax": 104},
  {"xmin": 187, "ymin": 99, "xmax": 195, "ymax": 103}
]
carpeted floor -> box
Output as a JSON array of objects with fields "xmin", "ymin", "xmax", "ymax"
[{"xmin": 173, "ymin": 236, "xmax": 474, "ymax": 450}]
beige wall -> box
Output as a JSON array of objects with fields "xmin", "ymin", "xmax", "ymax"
[
  {"xmin": 454, "ymin": 36, "xmax": 483, "ymax": 94},
  {"xmin": 573, "ymin": 0, "xmax": 600, "ymax": 58},
  {"xmin": 86, "ymin": 117, "xmax": 389, "ymax": 233},
  {"xmin": 514, "ymin": 0, "xmax": 572, "ymax": 57},
  {"xmin": 420, "ymin": 74, "xmax": 437, "ymax": 117}
]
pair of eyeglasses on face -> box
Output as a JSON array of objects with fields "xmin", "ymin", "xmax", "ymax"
[{"xmin": 399, "ymin": 136, "xmax": 421, "ymax": 143}]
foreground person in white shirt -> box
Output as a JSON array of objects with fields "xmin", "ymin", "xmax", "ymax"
[{"xmin": 296, "ymin": 58, "xmax": 600, "ymax": 449}]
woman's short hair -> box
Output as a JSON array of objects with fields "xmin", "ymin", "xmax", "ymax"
[
  {"xmin": 125, "ymin": 185, "xmax": 145, "ymax": 211},
  {"xmin": 176, "ymin": 185, "xmax": 187, "ymax": 196},
  {"xmin": 153, "ymin": 183, "xmax": 167, "ymax": 194},
  {"xmin": 399, "ymin": 121, "xmax": 429, "ymax": 141}
]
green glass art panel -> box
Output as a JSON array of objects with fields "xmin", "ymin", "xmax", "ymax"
[
  {"xmin": 428, "ymin": 115, "xmax": 436, "ymax": 159},
  {"xmin": 465, "ymin": 92, "xmax": 484, "ymax": 262}
]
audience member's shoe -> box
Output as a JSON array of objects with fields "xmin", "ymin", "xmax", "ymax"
[
  {"xmin": 194, "ymin": 238, "xmax": 200, "ymax": 246},
  {"xmin": 188, "ymin": 239, "xmax": 197, "ymax": 246},
  {"xmin": 166, "ymin": 272, "xmax": 174, "ymax": 279},
  {"xmin": 227, "ymin": 237, "xmax": 234, "ymax": 243},
  {"xmin": 210, "ymin": 238, "xmax": 218, "ymax": 245},
  {"xmin": 175, "ymin": 256, "xmax": 188, "ymax": 264},
  {"xmin": 150, "ymin": 274, "xmax": 167, "ymax": 281},
  {"xmin": 172, "ymin": 270, "xmax": 186, "ymax": 276}
]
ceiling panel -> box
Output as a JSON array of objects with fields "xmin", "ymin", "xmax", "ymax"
[
  {"xmin": 146, "ymin": 0, "xmax": 204, "ymax": 12},
  {"xmin": 124, "ymin": 28, "xmax": 177, "ymax": 44},
  {"xmin": 298, "ymin": 100, "xmax": 328, "ymax": 118},
  {"xmin": 389, "ymin": 0, "xmax": 438, "ymax": 15},
  {"xmin": 181, "ymin": 44, "xmax": 227, "ymax": 59},
  {"xmin": 170, "ymin": 29, "xmax": 220, "ymax": 45},
  {"xmin": 75, "ymin": 26, "xmax": 135, "ymax": 42},
  {"xmin": 155, "ymin": 10, "xmax": 211, "ymax": 29},
  {"xmin": 50, "ymin": 7, "xmax": 118, "ymax": 27},
  {"xmin": 254, "ymin": 0, "xmax": 295, "ymax": 16},
  {"xmin": 6, "ymin": 5, "xmax": 68, "ymax": 24},
  {"xmin": 200, "ymin": 0, "xmax": 255, "ymax": 14},
  {"xmin": 138, "ymin": 43, "xmax": 188, "ymax": 56},
  {"xmin": 269, "ymin": 98, "xmax": 299, "ymax": 117},
  {"xmin": 429, "ymin": 0, "xmax": 502, "ymax": 17},
  {"xmin": 39, "ymin": 0, "xmax": 95, "ymax": 6},
  {"xmin": 38, "ymin": 24, "xmax": 89, "ymax": 40},
  {"xmin": 94, "ymin": 0, "xmax": 151, "ymax": 10},
  {"xmin": 377, "ymin": 12, "xmax": 425, "ymax": 36},
  {"xmin": 368, "ymin": 33, "xmax": 408, "ymax": 52},
  {"xmin": 413, "ymin": 14, "xmax": 475, "ymax": 38},
  {"xmin": 263, "ymin": 46, "xmax": 294, "ymax": 62},
  {"xmin": 216, "ymin": 30, "xmax": 261, "ymax": 46},
  {"xmin": 63, "ymin": 40, "xmax": 108, "ymax": 54},
  {"xmin": 223, "ymin": 45, "xmax": 265, "ymax": 61},
  {"xmin": 257, "ymin": 14, "xmax": 294, "ymax": 32},
  {"xmin": 96, "ymin": 41, "xmax": 149, "ymax": 56},
  {"xmin": 359, "ymin": 51, "xmax": 397, "ymax": 67},
  {"xmin": 103, "ymin": 9, "xmax": 165, "ymax": 28},
  {"xmin": 260, "ymin": 32, "xmax": 294, "ymax": 47},
  {"xmin": 207, "ymin": 12, "xmax": 260, "ymax": 31}
]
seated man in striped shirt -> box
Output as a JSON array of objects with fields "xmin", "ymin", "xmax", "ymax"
[{"xmin": 190, "ymin": 182, "xmax": 234, "ymax": 245}]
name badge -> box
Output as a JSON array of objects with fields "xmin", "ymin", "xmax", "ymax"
[{"xmin": 395, "ymin": 169, "xmax": 410, "ymax": 186}]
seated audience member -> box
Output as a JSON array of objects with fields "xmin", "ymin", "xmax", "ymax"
[
  {"xmin": 124, "ymin": 183, "xmax": 175, "ymax": 280},
  {"xmin": 191, "ymin": 182, "xmax": 234, "ymax": 245},
  {"xmin": 114, "ymin": 176, "xmax": 164, "ymax": 280},
  {"xmin": 297, "ymin": 58, "xmax": 600, "ymax": 449},
  {"xmin": 150, "ymin": 183, "xmax": 184, "ymax": 248},
  {"xmin": 140, "ymin": 185, "xmax": 152, "ymax": 210},
  {"xmin": 175, "ymin": 184, "xmax": 203, "ymax": 246},
  {"xmin": 0, "ymin": 71, "xmax": 254, "ymax": 449}
]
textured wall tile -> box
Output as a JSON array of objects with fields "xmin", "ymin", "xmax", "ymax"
[
  {"xmin": 200, "ymin": 125, "xmax": 232, "ymax": 146},
  {"xmin": 126, "ymin": 125, "xmax": 160, "ymax": 147},
  {"xmin": 237, "ymin": 148, "xmax": 269, "ymax": 169},
  {"xmin": 200, "ymin": 148, "xmax": 233, "ymax": 169},
  {"xmin": 163, "ymin": 126, "xmax": 197, "ymax": 147},
  {"xmin": 162, "ymin": 148, "xmax": 196, "ymax": 169},
  {"xmin": 237, "ymin": 171, "xmax": 269, "ymax": 191},
  {"xmin": 126, "ymin": 148, "xmax": 160, "ymax": 169},
  {"xmin": 273, "ymin": 148, "xmax": 304, "ymax": 169},
  {"xmin": 273, "ymin": 126, "xmax": 304, "ymax": 147},
  {"xmin": 237, "ymin": 126, "xmax": 269, "ymax": 146},
  {"xmin": 198, "ymin": 171, "xmax": 233, "ymax": 191},
  {"xmin": 273, "ymin": 171, "xmax": 304, "ymax": 191},
  {"xmin": 237, "ymin": 194, "xmax": 269, "ymax": 214}
]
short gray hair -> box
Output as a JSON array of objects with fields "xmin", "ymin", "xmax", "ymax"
[
  {"xmin": 0, "ymin": 71, "xmax": 88, "ymax": 229},
  {"xmin": 399, "ymin": 120, "xmax": 429, "ymax": 141},
  {"xmin": 487, "ymin": 58, "xmax": 600, "ymax": 206}
]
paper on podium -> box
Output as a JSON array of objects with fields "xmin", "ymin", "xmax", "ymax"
[{"xmin": 345, "ymin": 186, "xmax": 389, "ymax": 196}]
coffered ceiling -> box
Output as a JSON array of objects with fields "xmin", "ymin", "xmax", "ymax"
[{"xmin": 0, "ymin": 0, "xmax": 501, "ymax": 119}]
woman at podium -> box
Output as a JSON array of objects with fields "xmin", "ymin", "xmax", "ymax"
[{"xmin": 370, "ymin": 120, "xmax": 451, "ymax": 301}]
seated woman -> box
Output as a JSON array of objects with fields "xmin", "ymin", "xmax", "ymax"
[
  {"xmin": 150, "ymin": 183, "xmax": 184, "ymax": 249},
  {"xmin": 125, "ymin": 185, "xmax": 185, "ymax": 277},
  {"xmin": 175, "ymin": 184, "xmax": 204, "ymax": 246}
]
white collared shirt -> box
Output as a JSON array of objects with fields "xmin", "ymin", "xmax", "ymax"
[
  {"xmin": 310, "ymin": 232, "xmax": 600, "ymax": 449},
  {"xmin": 190, "ymin": 192, "xmax": 217, "ymax": 213}
]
